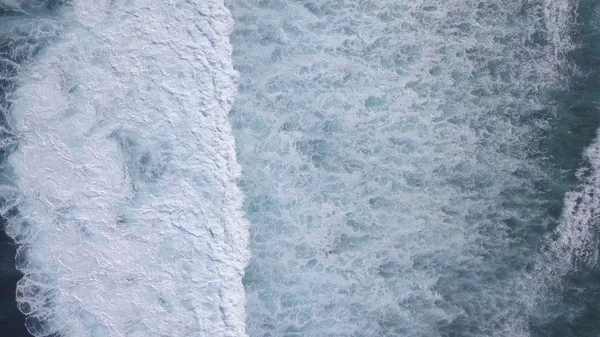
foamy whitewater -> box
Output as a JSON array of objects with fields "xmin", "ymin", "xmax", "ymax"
[
  {"xmin": 226, "ymin": 0, "xmax": 581, "ymax": 336},
  {"xmin": 1, "ymin": 0, "xmax": 249, "ymax": 336}
]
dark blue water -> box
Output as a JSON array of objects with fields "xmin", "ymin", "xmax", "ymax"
[
  {"xmin": 532, "ymin": 0, "xmax": 600, "ymax": 335},
  {"xmin": 0, "ymin": 220, "xmax": 30, "ymax": 337}
]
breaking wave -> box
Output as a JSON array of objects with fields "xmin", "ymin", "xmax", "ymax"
[{"xmin": 1, "ymin": 1, "xmax": 249, "ymax": 336}]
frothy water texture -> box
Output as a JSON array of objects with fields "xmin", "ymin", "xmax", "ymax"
[
  {"xmin": 226, "ymin": 0, "xmax": 582, "ymax": 336},
  {"xmin": 0, "ymin": 0, "xmax": 249, "ymax": 336},
  {"xmin": 2, "ymin": 0, "xmax": 600, "ymax": 336}
]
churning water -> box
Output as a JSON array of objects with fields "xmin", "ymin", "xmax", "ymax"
[{"xmin": 1, "ymin": 0, "xmax": 600, "ymax": 336}]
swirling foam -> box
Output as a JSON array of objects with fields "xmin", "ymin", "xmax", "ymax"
[
  {"xmin": 3, "ymin": 0, "xmax": 249, "ymax": 336},
  {"xmin": 227, "ymin": 0, "xmax": 574, "ymax": 336}
]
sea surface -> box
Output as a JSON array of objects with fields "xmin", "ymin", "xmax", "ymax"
[{"xmin": 1, "ymin": 0, "xmax": 600, "ymax": 336}]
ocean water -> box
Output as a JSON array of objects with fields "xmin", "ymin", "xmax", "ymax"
[
  {"xmin": 531, "ymin": 0, "xmax": 600, "ymax": 335},
  {"xmin": 0, "ymin": 0, "xmax": 600, "ymax": 337}
]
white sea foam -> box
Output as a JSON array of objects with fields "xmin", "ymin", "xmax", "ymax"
[
  {"xmin": 227, "ymin": 0, "xmax": 574, "ymax": 336},
  {"xmin": 3, "ymin": 0, "xmax": 249, "ymax": 336}
]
